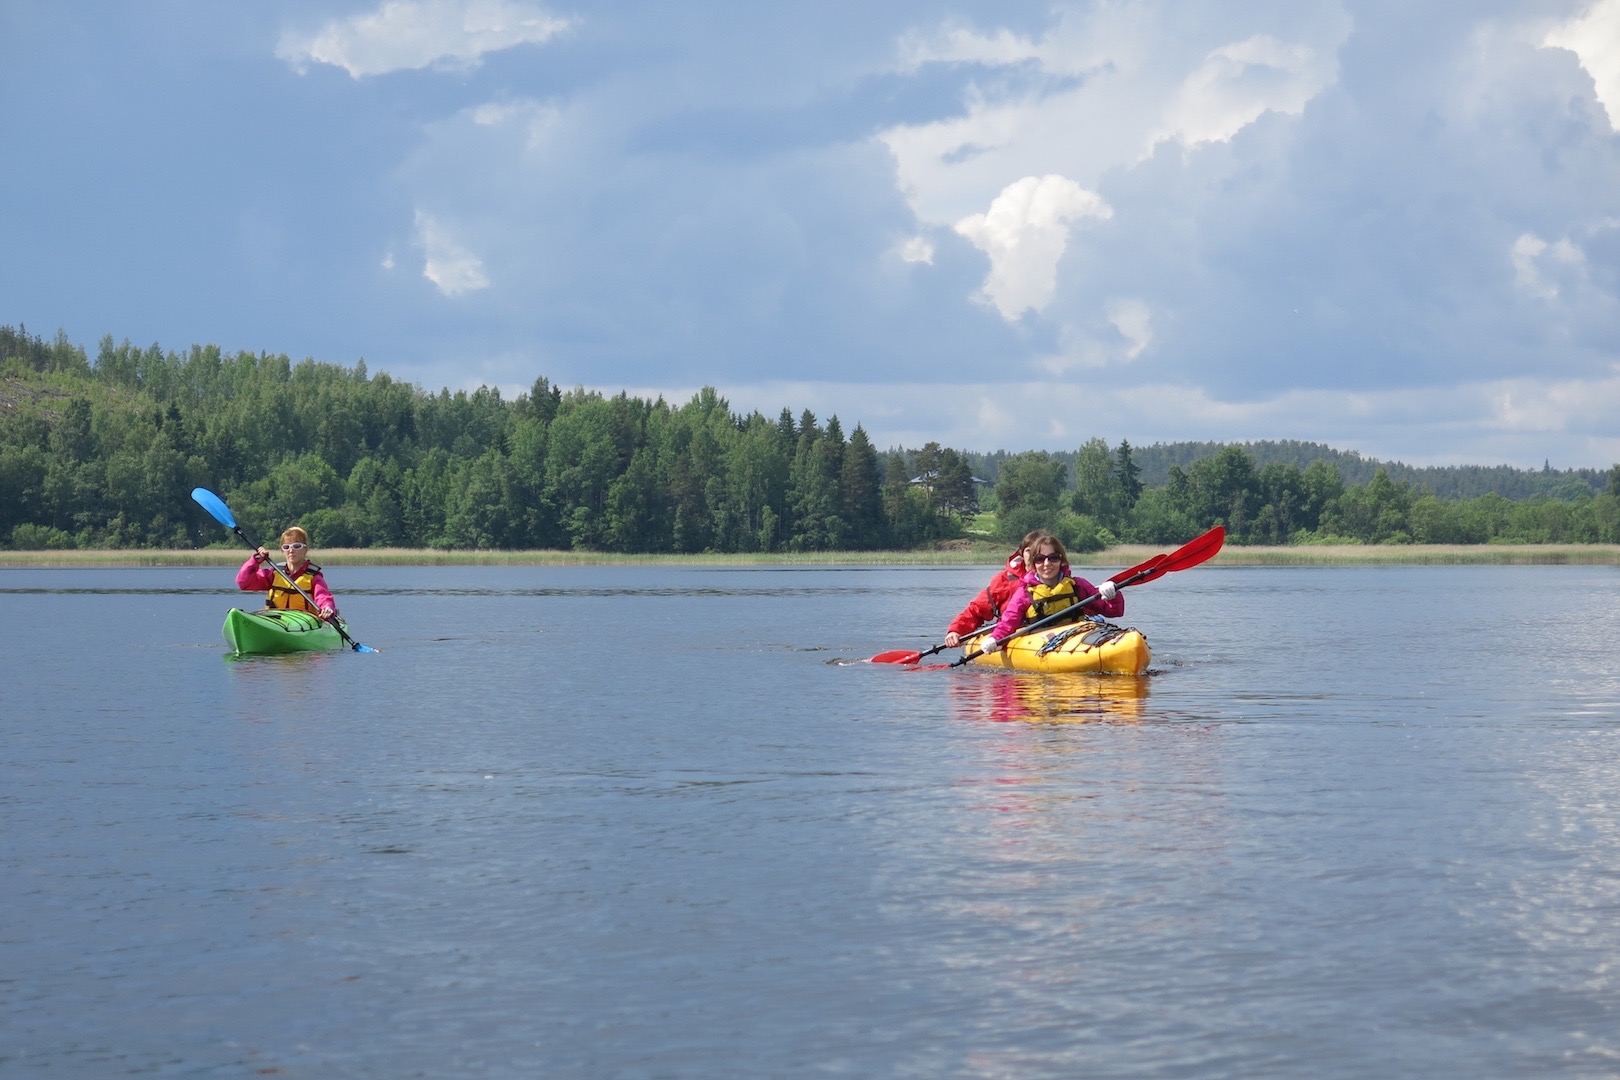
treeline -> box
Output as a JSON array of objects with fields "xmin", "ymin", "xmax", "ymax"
[
  {"xmin": 0, "ymin": 327, "xmax": 958, "ymax": 552},
  {"xmin": 974, "ymin": 441, "xmax": 1610, "ymax": 501},
  {"xmin": 984, "ymin": 441, "xmax": 1620, "ymax": 549},
  {"xmin": 3, "ymin": 325, "xmax": 1618, "ymax": 552}
]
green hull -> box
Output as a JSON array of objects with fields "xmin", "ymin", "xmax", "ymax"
[{"xmin": 223, "ymin": 607, "xmax": 343, "ymax": 656}]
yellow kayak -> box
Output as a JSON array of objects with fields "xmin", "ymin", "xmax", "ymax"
[{"xmin": 965, "ymin": 618, "xmax": 1150, "ymax": 675}]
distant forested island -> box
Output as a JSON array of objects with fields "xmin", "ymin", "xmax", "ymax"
[{"xmin": 4, "ymin": 325, "xmax": 1618, "ymax": 553}]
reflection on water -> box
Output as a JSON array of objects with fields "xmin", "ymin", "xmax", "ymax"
[{"xmin": 948, "ymin": 670, "xmax": 1150, "ymax": 724}]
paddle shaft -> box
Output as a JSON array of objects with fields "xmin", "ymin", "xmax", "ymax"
[{"xmin": 871, "ymin": 624, "xmax": 992, "ymax": 665}]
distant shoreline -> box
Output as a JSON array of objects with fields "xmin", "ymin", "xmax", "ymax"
[{"xmin": 3, "ymin": 544, "xmax": 1618, "ymax": 568}]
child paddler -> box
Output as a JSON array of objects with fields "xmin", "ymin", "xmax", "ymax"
[
  {"xmin": 235, "ymin": 526, "xmax": 338, "ymax": 620},
  {"xmin": 977, "ymin": 532, "xmax": 1121, "ymax": 654}
]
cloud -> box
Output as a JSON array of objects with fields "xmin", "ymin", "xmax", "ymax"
[
  {"xmin": 880, "ymin": 4, "xmax": 1350, "ymax": 338},
  {"xmin": 1513, "ymin": 232, "xmax": 1584, "ymax": 300},
  {"xmin": 278, "ymin": 0, "xmax": 572, "ymax": 78},
  {"xmin": 897, "ymin": 236, "xmax": 936, "ymax": 264},
  {"xmin": 954, "ymin": 174, "xmax": 1111, "ymax": 318},
  {"xmin": 695, "ymin": 361, "xmax": 1620, "ymax": 470},
  {"xmin": 1152, "ymin": 34, "xmax": 1337, "ymax": 154},
  {"xmin": 1107, "ymin": 298, "xmax": 1153, "ymax": 360},
  {"xmin": 1544, "ymin": 0, "xmax": 1620, "ymax": 130},
  {"xmin": 254, "ymin": 4, "xmax": 1620, "ymax": 465},
  {"xmin": 414, "ymin": 210, "xmax": 490, "ymax": 296}
]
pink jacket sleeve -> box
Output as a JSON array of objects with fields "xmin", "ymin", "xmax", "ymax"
[
  {"xmin": 236, "ymin": 555, "xmax": 274, "ymax": 593},
  {"xmin": 308, "ymin": 572, "xmax": 335, "ymax": 611},
  {"xmin": 990, "ymin": 581, "xmax": 1032, "ymax": 641},
  {"xmin": 1073, "ymin": 575, "xmax": 1125, "ymax": 619}
]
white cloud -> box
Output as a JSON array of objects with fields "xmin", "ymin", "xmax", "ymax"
[
  {"xmin": 1512, "ymin": 232, "xmax": 1585, "ymax": 300},
  {"xmin": 469, "ymin": 99, "xmax": 561, "ymax": 151},
  {"xmin": 895, "ymin": 24, "xmax": 1046, "ymax": 73},
  {"xmin": 1107, "ymin": 298, "xmax": 1153, "ymax": 360},
  {"xmin": 1152, "ymin": 34, "xmax": 1336, "ymax": 155},
  {"xmin": 954, "ymin": 174, "xmax": 1111, "ymax": 318},
  {"xmin": 897, "ymin": 236, "xmax": 936, "ymax": 264},
  {"xmin": 278, "ymin": 0, "xmax": 572, "ymax": 79},
  {"xmin": 1544, "ymin": 0, "xmax": 1620, "ymax": 130},
  {"xmin": 415, "ymin": 210, "xmax": 490, "ymax": 296},
  {"xmin": 880, "ymin": 6, "xmax": 1349, "ymax": 332}
]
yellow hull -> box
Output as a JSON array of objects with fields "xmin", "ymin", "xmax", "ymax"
[{"xmin": 966, "ymin": 619, "xmax": 1150, "ymax": 675}]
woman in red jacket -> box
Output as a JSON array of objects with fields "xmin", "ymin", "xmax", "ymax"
[{"xmin": 942, "ymin": 530, "xmax": 1045, "ymax": 648}]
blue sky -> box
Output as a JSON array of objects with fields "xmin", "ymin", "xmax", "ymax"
[{"xmin": 4, "ymin": 1, "xmax": 1619, "ymax": 470}]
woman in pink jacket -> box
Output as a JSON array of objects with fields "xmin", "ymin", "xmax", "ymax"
[
  {"xmin": 235, "ymin": 525, "xmax": 338, "ymax": 619},
  {"xmin": 978, "ymin": 533, "xmax": 1122, "ymax": 654}
]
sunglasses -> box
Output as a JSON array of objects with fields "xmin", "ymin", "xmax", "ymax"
[
  {"xmin": 281, "ymin": 543, "xmax": 307, "ymax": 552},
  {"xmin": 1031, "ymin": 552, "xmax": 1062, "ymax": 564}
]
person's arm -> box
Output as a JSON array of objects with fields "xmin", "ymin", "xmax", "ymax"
[
  {"xmin": 947, "ymin": 589, "xmax": 994, "ymax": 638},
  {"xmin": 310, "ymin": 573, "xmax": 336, "ymax": 617},
  {"xmin": 980, "ymin": 583, "xmax": 1030, "ymax": 651},
  {"xmin": 1075, "ymin": 576, "xmax": 1124, "ymax": 618},
  {"xmin": 236, "ymin": 552, "xmax": 273, "ymax": 592}
]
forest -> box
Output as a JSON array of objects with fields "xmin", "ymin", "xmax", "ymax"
[{"xmin": 4, "ymin": 325, "xmax": 1619, "ymax": 553}]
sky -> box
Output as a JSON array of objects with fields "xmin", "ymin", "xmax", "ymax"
[{"xmin": 3, "ymin": 0, "xmax": 1619, "ymax": 470}]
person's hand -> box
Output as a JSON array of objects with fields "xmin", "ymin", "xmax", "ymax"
[
  {"xmin": 1098, "ymin": 580, "xmax": 1118, "ymax": 602},
  {"xmin": 253, "ymin": 546, "xmax": 270, "ymax": 563},
  {"xmin": 944, "ymin": 632, "xmax": 961, "ymax": 648},
  {"xmin": 979, "ymin": 636, "xmax": 999, "ymax": 653},
  {"xmin": 318, "ymin": 606, "xmax": 335, "ymax": 620}
]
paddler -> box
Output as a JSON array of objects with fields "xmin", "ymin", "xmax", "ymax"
[
  {"xmin": 942, "ymin": 530, "xmax": 1046, "ymax": 648},
  {"xmin": 236, "ymin": 525, "xmax": 338, "ymax": 620},
  {"xmin": 977, "ymin": 532, "xmax": 1121, "ymax": 654}
]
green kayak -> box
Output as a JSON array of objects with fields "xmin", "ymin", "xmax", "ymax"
[{"xmin": 222, "ymin": 607, "xmax": 344, "ymax": 656}]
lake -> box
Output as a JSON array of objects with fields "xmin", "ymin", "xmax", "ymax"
[{"xmin": 3, "ymin": 562, "xmax": 1619, "ymax": 1077}]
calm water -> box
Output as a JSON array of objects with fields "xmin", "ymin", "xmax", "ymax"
[{"xmin": 3, "ymin": 562, "xmax": 1619, "ymax": 1078}]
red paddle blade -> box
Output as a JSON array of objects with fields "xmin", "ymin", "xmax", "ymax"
[
  {"xmin": 1159, "ymin": 524, "xmax": 1225, "ymax": 572},
  {"xmin": 1111, "ymin": 525, "xmax": 1225, "ymax": 588},
  {"xmin": 870, "ymin": 650, "xmax": 923, "ymax": 665}
]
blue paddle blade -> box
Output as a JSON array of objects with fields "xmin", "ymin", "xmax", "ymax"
[
  {"xmin": 353, "ymin": 643, "xmax": 378, "ymax": 653},
  {"xmin": 190, "ymin": 487, "xmax": 237, "ymax": 529}
]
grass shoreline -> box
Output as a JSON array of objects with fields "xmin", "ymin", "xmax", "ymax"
[{"xmin": 3, "ymin": 543, "xmax": 1618, "ymax": 568}]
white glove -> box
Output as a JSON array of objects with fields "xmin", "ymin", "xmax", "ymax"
[
  {"xmin": 979, "ymin": 636, "xmax": 1000, "ymax": 653},
  {"xmin": 1097, "ymin": 580, "xmax": 1118, "ymax": 602}
]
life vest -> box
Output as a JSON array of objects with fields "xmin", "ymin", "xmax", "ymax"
[
  {"xmin": 266, "ymin": 561, "xmax": 322, "ymax": 612},
  {"xmin": 1024, "ymin": 577, "xmax": 1079, "ymax": 621}
]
